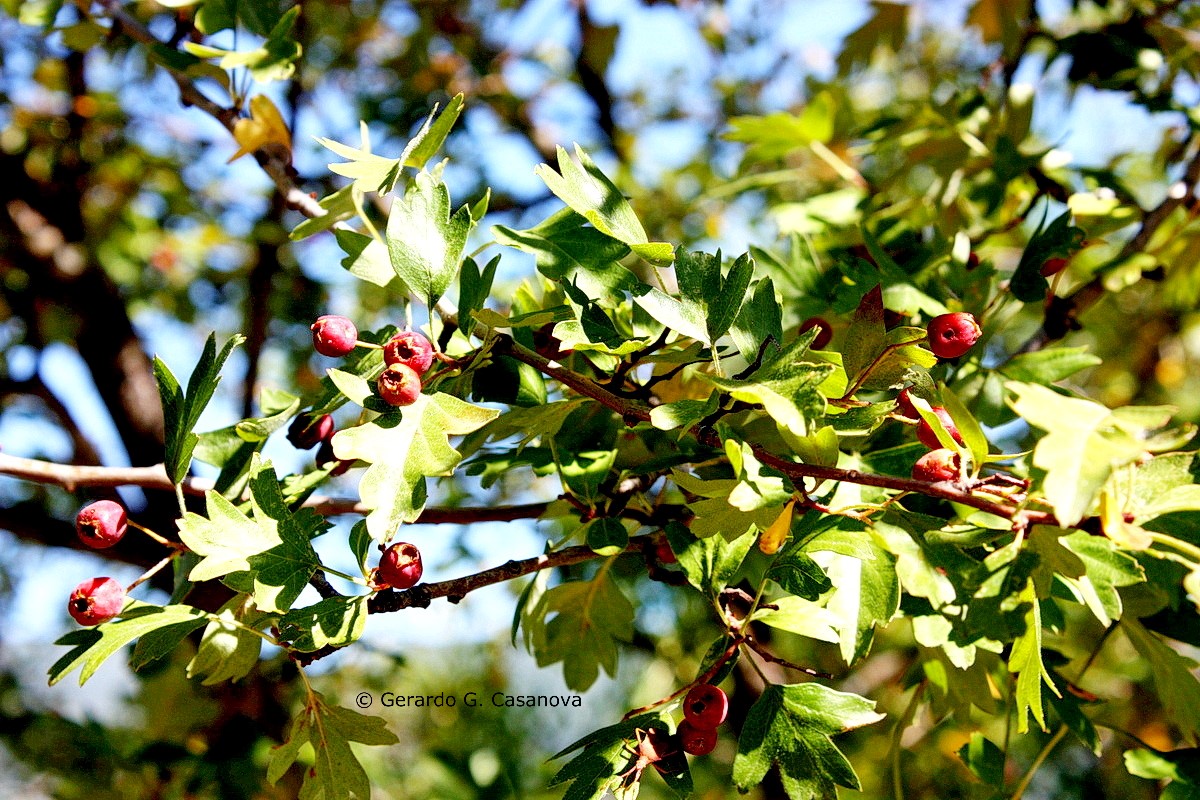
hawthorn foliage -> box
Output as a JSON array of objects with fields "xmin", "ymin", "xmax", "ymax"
[{"xmin": 6, "ymin": 1, "xmax": 1200, "ymax": 799}]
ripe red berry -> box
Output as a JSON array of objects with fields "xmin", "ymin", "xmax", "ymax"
[
  {"xmin": 912, "ymin": 448, "xmax": 961, "ymax": 482},
  {"xmin": 383, "ymin": 330, "xmax": 435, "ymax": 374},
  {"xmin": 916, "ymin": 406, "xmax": 964, "ymax": 449},
  {"xmin": 377, "ymin": 542, "xmax": 423, "ymax": 590},
  {"xmin": 287, "ymin": 413, "xmax": 334, "ymax": 450},
  {"xmin": 311, "ymin": 315, "xmax": 358, "ymax": 357},
  {"xmin": 75, "ymin": 500, "xmax": 127, "ymax": 549},
  {"xmin": 1040, "ymin": 257, "xmax": 1068, "ymax": 277},
  {"xmin": 68, "ymin": 577, "xmax": 126, "ymax": 626},
  {"xmin": 653, "ymin": 541, "xmax": 677, "ymax": 565},
  {"xmin": 799, "ymin": 317, "xmax": 833, "ymax": 349},
  {"xmin": 683, "ymin": 684, "xmax": 728, "ymax": 729},
  {"xmin": 677, "ymin": 720, "xmax": 718, "ymax": 756},
  {"xmin": 926, "ymin": 312, "xmax": 981, "ymax": 359},
  {"xmin": 377, "ymin": 363, "xmax": 422, "ymax": 407},
  {"xmin": 895, "ymin": 388, "xmax": 920, "ymax": 419}
]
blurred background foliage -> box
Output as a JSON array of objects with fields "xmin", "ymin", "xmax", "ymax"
[{"xmin": 2, "ymin": 0, "xmax": 1200, "ymax": 797}]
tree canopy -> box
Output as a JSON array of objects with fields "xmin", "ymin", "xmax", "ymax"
[{"xmin": 3, "ymin": 0, "xmax": 1200, "ymax": 798}]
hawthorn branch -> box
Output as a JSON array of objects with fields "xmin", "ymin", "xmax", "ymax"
[
  {"xmin": 0, "ymin": 453, "xmax": 550, "ymax": 524},
  {"xmin": 294, "ymin": 535, "xmax": 657, "ymax": 665},
  {"xmin": 495, "ymin": 333, "xmax": 1059, "ymax": 526}
]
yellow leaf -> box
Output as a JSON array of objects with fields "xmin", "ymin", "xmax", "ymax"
[
  {"xmin": 759, "ymin": 499, "xmax": 795, "ymax": 555},
  {"xmin": 228, "ymin": 95, "xmax": 291, "ymax": 163},
  {"xmin": 1100, "ymin": 489, "xmax": 1151, "ymax": 550}
]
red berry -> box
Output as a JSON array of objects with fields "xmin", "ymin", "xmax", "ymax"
[
  {"xmin": 383, "ymin": 331, "xmax": 435, "ymax": 374},
  {"xmin": 1040, "ymin": 257, "xmax": 1069, "ymax": 277},
  {"xmin": 799, "ymin": 317, "xmax": 833, "ymax": 349},
  {"xmin": 68, "ymin": 577, "xmax": 126, "ymax": 626},
  {"xmin": 377, "ymin": 363, "xmax": 422, "ymax": 406},
  {"xmin": 287, "ymin": 413, "xmax": 334, "ymax": 450},
  {"xmin": 316, "ymin": 438, "xmax": 352, "ymax": 476},
  {"xmin": 966, "ymin": 252, "xmax": 980, "ymax": 270},
  {"xmin": 683, "ymin": 684, "xmax": 728, "ymax": 729},
  {"xmin": 653, "ymin": 541, "xmax": 677, "ymax": 565},
  {"xmin": 895, "ymin": 388, "xmax": 920, "ymax": 419},
  {"xmin": 75, "ymin": 500, "xmax": 127, "ymax": 549},
  {"xmin": 916, "ymin": 406, "xmax": 964, "ymax": 449},
  {"xmin": 678, "ymin": 721, "xmax": 718, "ymax": 756},
  {"xmin": 926, "ymin": 312, "xmax": 981, "ymax": 359},
  {"xmin": 377, "ymin": 542, "xmax": 423, "ymax": 590},
  {"xmin": 311, "ymin": 315, "xmax": 358, "ymax": 357},
  {"xmin": 912, "ymin": 448, "xmax": 961, "ymax": 482}
]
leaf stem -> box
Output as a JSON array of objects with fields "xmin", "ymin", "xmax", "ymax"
[
  {"xmin": 127, "ymin": 519, "xmax": 184, "ymax": 550},
  {"xmin": 890, "ymin": 681, "xmax": 926, "ymax": 800},
  {"xmin": 1008, "ymin": 725, "xmax": 1067, "ymax": 800}
]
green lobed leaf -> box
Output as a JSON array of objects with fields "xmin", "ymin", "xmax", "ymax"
[
  {"xmin": 386, "ymin": 171, "xmax": 475, "ymax": 308},
  {"xmin": 1011, "ymin": 209, "xmax": 1086, "ymax": 303},
  {"xmin": 49, "ymin": 602, "xmax": 210, "ymax": 686},
  {"xmin": 457, "ymin": 254, "xmax": 499, "ymax": 339},
  {"xmin": 732, "ymin": 683, "xmax": 884, "ymax": 800},
  {"xmin": 631, "ymin": 249, "xmax": 753, "ymax": 346},
  {"xmin": 957, "ymin": 732, "xmax": 1005, "ymax": 787},
  {"xmin": 665, "ymin": 520, "xmax": 755, "ymax": 599},
  {"xmin": 332, "ymin": 392, "xmax": 499, "ymax": 539},
  {"xmin": 493, "ymin": 209, "xmax": 638, "ymax": 301},
  {"xmin": 1123, "ymin": 618, "xmax": 1200, "ymax": 743},
  {"xmin": 1009, "ymin": 382, "xmax": 1149, "ymax": 526},
  {"xmin": 533, "ymin": 568, "xmax": 635, "ymax": 692},
  {"xmin": 1000, "ymin": 347, "xmax": 1102, "ymax": 384},
  {"xmin": 811, "ymin": 538, "xmax": 899, "ymax": 665},
  {"xmin": 400, "ymin": 93, "xmax": 465, "ymax": 170},
  {"xmin": 753, "ymin": 597, "xmax": 841, "ymax": 643},
  {"xmin": 730, "ymin": 276, "xmax": 784, "ymax": 361},
  {"xmin": 550, "ymin": 714, "xmax": 689, "ymax": 800},
  {"xmin": 1060, "ymin": 531, "xmax": 1145, "ymax": 625},
  {"xmin": 186, "ymin": 596, "xmax": 272, "ymax": 685},
  {"xmin": 290, "ymin": 184, "xmax": 359, "ymax": 240},
  {"xmin": 1007, "ymin": 581, "xmax": 1058, "ymax": 733},
  {"xmin": 704, "ymin": 335, "xmax": 835, "ymax": 438},
  {"xmin": 767, "ymin": 549, "xmax": 833, "ymax": 601},
  {"xmin": 268, "ymin": 691, "xmax": 398, "ymax": 799},
  {"xmin": 278, "ymin": 595, "xmax": 369, "ymax": 652},
  {"xmin": 534, "ymin": 144, "xmax": 673, "ymax": 265},
  {"xmin": 334, "ymin": 229, "xmax": 395, "ymax": 287}
]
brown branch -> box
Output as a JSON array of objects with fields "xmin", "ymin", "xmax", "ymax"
[
  {"xmin": 495, "ymin": 333, "xmax": 1059, "ymax": 526},
  {"xmin": 96, "ymin": 0, "xmax": 326, "ymax": 219},
  {"xmin": 1033, "ymin": 133, "xmax": 1200, "ymax": 346},
  {"xmin": 295, "ymin": 534, "xmax": 650, "ymax": 665},
  {"xmin": 0, "ymin": 453, "xmax": 551, "ymax": 523}
]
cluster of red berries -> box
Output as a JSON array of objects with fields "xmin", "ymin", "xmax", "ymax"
[
  {"xmin": 310, "ymin": 316, "xmax": 435, "ymax": 408},
  {"xmin": 892, "ymin": 312, "xmax": 982, "ymax": 483},
  {"xmin": 68, "ymin": 500, "xmax": 131, "ymax": 626},
  {"xmin": 677, "ymin": 683, "xmax": 728, "ymax": 756},
  {"xmin": 373, "ymin": 541, "xmax": 424, "ymax": 590}
]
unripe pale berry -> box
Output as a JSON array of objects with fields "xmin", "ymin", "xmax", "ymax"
[
  {"xmin": 799, "ymin": 317, "xmax": 833, "ymax": 349},
  {"xmin": 683, "ymin": 684, "xmax": 728, "ymax": 729},
  {"xmin": 377, "ymin": 363, "xmax": 422, "ymax": 406},
  {"xmin": 311, "ymin": 315, "xmax": 358, "ymax": 357},
  {"xmin": 912, "ymin": 448, "xmax": 961, "ymax": 482},
  {"xmin": 287, "ymin": 413, "xmax": 334, "ymax": 450},
  {"xmin": 75, "ymin": 500, "xmax": 127, "ymax": 549},
  {"xmin": 68, "ymin": 577, "xmax": 126, "ymax": 626},
  {"xmin": 916, "ymin": 406, "xmax": 964, "ymax": 450},
  {"xmin": 383, "ymin": 331, "xmax": 435, "ymax": 374},
  {"xmin": 926, "ymin": 312, "xmax": 981, "ymax": 359},
  {"xmin": 677, "ymin": 721, "xmax": 718, "ymax": 756},
  {"xmin": 377, "ymin": 542, "xmax": 423, "ymax": 590}
]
